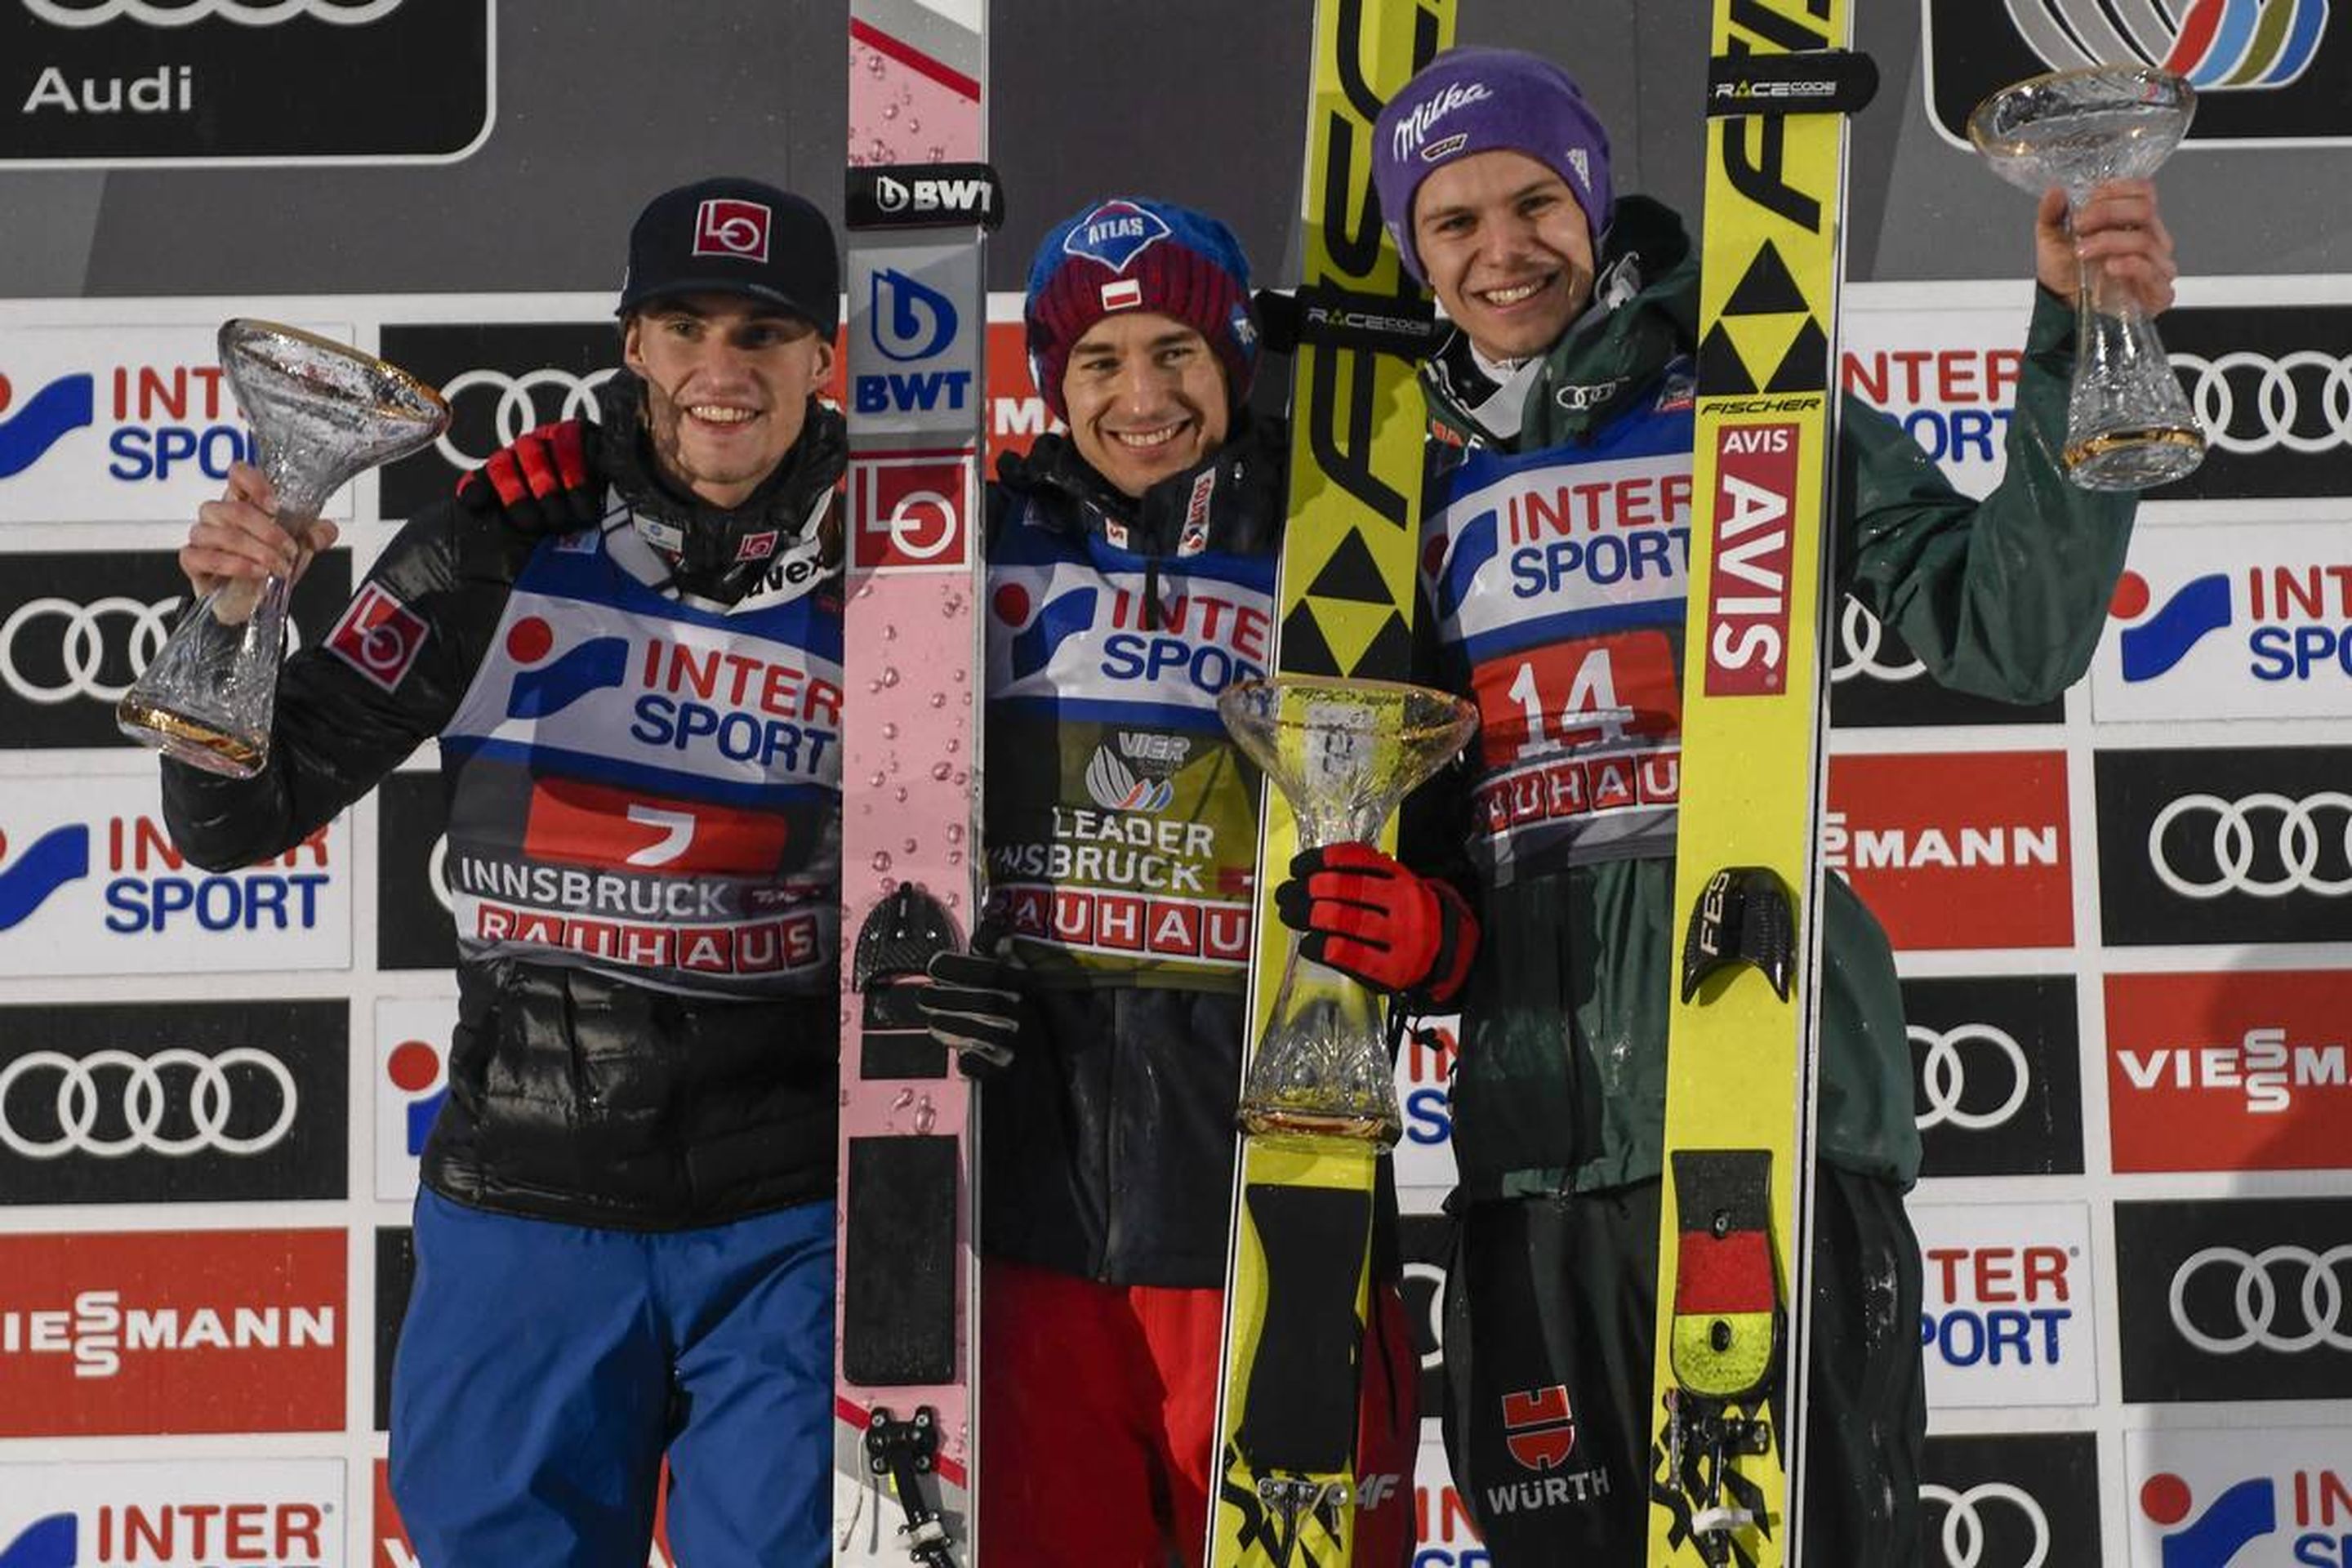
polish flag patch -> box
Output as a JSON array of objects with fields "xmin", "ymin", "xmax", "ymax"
[
  {"xmin": 1100, "ymin": 278, "xmax": 1143, "ymax": 313},
  {"xmin": 327, "ymin": 581, "xmax": 430, "ymax": 693}
]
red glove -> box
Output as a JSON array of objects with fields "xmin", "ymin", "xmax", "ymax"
[
  {"xmin": 1274, "ymin": 842, "xmax": 1480, "ymax": 1005},
  {"xmin": 456, "ymin": 418, "xmax": 602, "ymax": 536}
]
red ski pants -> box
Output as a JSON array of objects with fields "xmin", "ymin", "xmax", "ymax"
[{"xmin": 978, "ymin": 1254, "xmax": 1419, "ymax": 1567}]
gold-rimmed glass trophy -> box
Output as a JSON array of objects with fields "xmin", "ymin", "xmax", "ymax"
[
  {"xmin": 1969, "ymin": 65, "xmax": 2205, "ymax": 491},
  {"xmin": 117, "ymin": 320, "xmax": 449, "ymax": 777},
  {"xmin": 1217, "ymin": 675, "xmax": 1477, "ymax": 1145}
]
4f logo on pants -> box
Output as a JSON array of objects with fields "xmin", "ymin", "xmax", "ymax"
[{"xmin": 1501, "ymin": 1383, "xmax": 1578, "ymax": 1471}]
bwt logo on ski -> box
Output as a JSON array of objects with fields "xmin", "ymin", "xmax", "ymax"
[
  {"xmin": 1701, "ymin": 423, "xmax": 1797, "ymax": 696},
  {"xmin": 2106, "ymin": 970, "xmax": 2352, "ymax": 1174},
  {"xmin": 1842, "ymin": 344, "xmax": 2022, "ymax": 473},
  {"xmin": 854, "ymin": 269, "xmax": 970, "ymax": 416},
  {"xmin": 872, "ymin": 172, "xmax": 994, "ymax": 220}
]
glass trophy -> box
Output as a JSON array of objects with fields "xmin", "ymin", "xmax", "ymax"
[
  {"xmin": 1217, "ymin": 675, "xmax": 1477, "ymax": 1144},
  {"xmin": 1969, "ymin": 65, "xmax": 2205, "ymax": 491},
  {"xmin": 117, "ymin": 320, "xmax": 449, "ymax": 777}
]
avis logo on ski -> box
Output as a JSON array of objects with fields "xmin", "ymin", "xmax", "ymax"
[
  {"xmin": 911, "ymin": 196, "xmax": 1425, "ymax": 1567},
  {"xmin": 1276, "ymin": 45, "xmax": 2183, "ymax": 1566},
  {"xmin": 156, "ymin": 178, "xmax": 853, "ymax": 1567}
]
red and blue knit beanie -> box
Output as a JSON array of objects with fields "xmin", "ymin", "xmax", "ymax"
[{"xmin": 1023, "ymin": 197, "xmax": 1258, "ymax": 421}]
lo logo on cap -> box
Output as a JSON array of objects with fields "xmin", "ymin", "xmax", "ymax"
[{"xmin": 694, "ymin": 198, "xmax": 772, "ymax": 262}]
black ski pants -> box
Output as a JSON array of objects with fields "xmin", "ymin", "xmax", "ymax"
[{"xmin": 1438, "ymin": 1167, "xmax": 1926, "ymax": 1565}]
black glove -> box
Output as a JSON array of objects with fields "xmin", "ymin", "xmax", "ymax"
[
  {"xmin": 456, "ymin": 418, "xmax": 603, "ymax": 537},
  {"xmin": 915, "ymin": 924, "xmax": 1039, "ymax": 1079}
]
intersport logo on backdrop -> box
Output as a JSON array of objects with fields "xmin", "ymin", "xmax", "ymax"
[
  {"xmin": 2127, "ymin": 1428, "xmax": 2352, "ymax": 1568},
  {"xmin": 0, "ymin": 1457, "xmax": 341, "ymax": 1568},
  {"xmin": 0, "ymin": 1000, "xmax": 345, "ymax": 1204},
  {"xmin": 2094, "ymin": 521, "xmax": 2352, "ymax": 720},
  {"xmin": 2107, "ymin": 970, "xmax": 2352, "ymax": 1173},
  {"xmin": 1824, "ymin": 751, "xmax": 2072, "ymax": 951},
  {"xmin": 1923, "ymin": 0, "xmax": 2350, "ymax": 148},
  {"xmin": 0, "ymin": 1228, "xmax": 342, "ymax": 1435},
  {"xmin": 2115, "ymin": 1196, "xmax": 2352, "ymax": 1403},
  {"xmin": 0, "ymin": 323, "xmax": 354, "ymax": 519},
  {"xmin": 0, "ymin": 777, "xmax": 350, "ymax": 977},
  {"xmin": 1915, "ymin": 1200, "xmax": 2097, "ymax": 1410}
]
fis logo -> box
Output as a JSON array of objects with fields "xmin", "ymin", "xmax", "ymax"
[
  {"xmin": 1083, "ymin": 747, "xmax": 1174, "ymax": 813},
  {"xmin": 2004, "ymin": 0, "xmax": 2328, "ymax": 90},
  {"xmin": 0, "ymin": 372, "xmax": 96, "ymax": 479}
]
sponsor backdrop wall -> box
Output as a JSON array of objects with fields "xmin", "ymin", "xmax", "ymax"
[{"xmin": 0, "ymin": 3, "xmax": 2347, "ymax": 1566}]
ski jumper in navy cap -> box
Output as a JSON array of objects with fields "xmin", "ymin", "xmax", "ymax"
[
  {"xmin": 913, "ymin": 196, "xmax": 1420, "ymax": 1567},
  {"xmin": 160, "ymin": 175, "xmax": 849, "ymax": 1568},
  {"xmin": 1260, "ymin": 42, "xmax": 2175, "ymax": 1566}
]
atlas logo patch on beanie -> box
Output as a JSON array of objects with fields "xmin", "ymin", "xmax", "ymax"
[
  {"xmin": 1063, "ymin": 199, "xmax": 1174, "ymax": 273},
  {"xmin": 1022, "ymin": 196, "xmax": 1258, "ymax": 421}
]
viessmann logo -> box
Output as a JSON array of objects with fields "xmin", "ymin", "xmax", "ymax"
[
  {"xmin": 1923, "ymin": 0, "xmax": 2350, "ymax": 147},
  {"xmin": 2106, "ymin": 970, "xmax": 2352, "ymax": 1174},
  {"xmin": 1824, "ymin": 751, "xmax": 2073, "ymax": 952},
  {"xmin": 0, "ymin": 1228, "xmax": 344, "ymax": 1436}
]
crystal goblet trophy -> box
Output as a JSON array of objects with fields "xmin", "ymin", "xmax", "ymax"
[
  {"xmin": 1968, "ymin": 66, "xmax": 2204, "ymax": 491},
  {"xmin": 1217, "ymin": 676, "xmax": 1477, "ymax": 1144},
  {"xmin": 117, "ymin": 320, "xmax": 449, "ymax": 777}
]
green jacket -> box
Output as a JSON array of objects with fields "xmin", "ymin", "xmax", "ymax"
[{"xmin": 1420, "ymin": 196, "xmax": 2134, "ymax": 1197}]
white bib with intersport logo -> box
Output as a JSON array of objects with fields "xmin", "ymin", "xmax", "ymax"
[
  {"xmin": 438, "ymin": 523, "xmax": 844, "ymax": 1000},
  {"xmin": 1423, "ymin": 392, "xmax": 1697, "ymax": 884}
]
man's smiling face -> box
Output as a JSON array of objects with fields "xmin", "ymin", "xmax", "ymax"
[{"xmin": 1412, "ymin": 149, "xmax": 1597, "ymax": 363}]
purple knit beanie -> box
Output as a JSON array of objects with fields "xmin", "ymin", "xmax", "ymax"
[{"xmin": 1372, "ymin": 46, "xmax": 1615, "ymax": 283}]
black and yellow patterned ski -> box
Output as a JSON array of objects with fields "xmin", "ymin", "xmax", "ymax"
[{"xmin": 1645, "ymin": 7, "xmax": 1875, "ymax": 1567}]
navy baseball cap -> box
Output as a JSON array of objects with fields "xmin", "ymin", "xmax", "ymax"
[{"xmin": 616, "ymin": 177, "xmax": 840, "ymax": 332}]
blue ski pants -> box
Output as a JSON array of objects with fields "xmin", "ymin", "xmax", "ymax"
[{"xmin": 390, "ymin": 1190, "xmax": 834, "ymax": 1567}]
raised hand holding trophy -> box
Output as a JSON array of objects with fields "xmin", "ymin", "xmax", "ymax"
[
  {"xmin": 1970, "ymin": 66, "xmax": 2205, "ymax": 491},
  {"xmin": 117, "ymin": 320, "xmax": 449, "ymax": 777},
  {"xmin": 1217, "ymin": 675, "xmax": 1477, "ymax": 1143}
]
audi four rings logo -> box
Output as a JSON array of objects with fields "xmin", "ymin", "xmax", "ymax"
[
  {"xmin": 433, "ymin": 368, "xmax": 614, "ymax": 469},
  {"xmin": 2147, "ymin": 791, "xmax": 2352, "ymax": 898},
  {"xmin": 22, "ymin": 0, "xmax": 406, "ymax": 22},
  {"xmin": 1922, "ymin": 1481, "xmax": 2051, "ymax": 1568},
  {"xmin": 0, "ymin": 595, "xmax": 179, "ymax": 705},
  {"xmin": 1833, "ymin": 599, "xmax": 1927, "ymax": 684},
  {"xmin": 0, "ymin": 1047, "xmax": 296, "ymax": 1158},
  {"xmin": 2169, "ymin": 1244, "xmax": 2352, "ymax": 1353},
  {"xmin": 1913, "ymin": 1023, "xmax": 2032, "ymax": 1132},
  {"xmin": 2172, "ymin": 350, "xmax": 2352, "ymax": 456}
]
